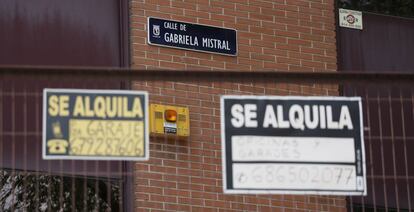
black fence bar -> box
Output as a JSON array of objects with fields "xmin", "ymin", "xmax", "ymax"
[
  {"xmin": 1, "ymin": 66, "xmax": 414, "ymax": 83},
  {"xmin": 1, "ymin": 67, "xmax": 414, "ymax": 211}
]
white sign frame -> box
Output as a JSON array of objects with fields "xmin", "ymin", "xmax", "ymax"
[
  {"xmin": 43, "ymin": 88, "xmax": 149, "ymax": 161},
  {"xmin": 221, "ymin": 95, "xmax": 367, "ymax": 195}
]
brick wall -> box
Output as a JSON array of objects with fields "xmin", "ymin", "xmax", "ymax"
[{"xmin": 131, "ymin": 0, "xmax": 344, "ymax": 211}]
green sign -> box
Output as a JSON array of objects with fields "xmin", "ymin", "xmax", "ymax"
[{"xmin": 43, "ymin": 89, "xmax": 149, "ymax": 161}]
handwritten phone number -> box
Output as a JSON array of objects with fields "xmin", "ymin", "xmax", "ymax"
[
  {"xmin": 69, "ymin": 136, "xmax": 143, "ymax": 156},
  {"xmin": 235, "ymin": 164, "xmax": 355, "ymax": 187},
  {"xmin": 69, "ymin": 120, "xmax": 144, "ymax": 156}
]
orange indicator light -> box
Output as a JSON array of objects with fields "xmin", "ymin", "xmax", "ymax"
[{"xmin": 164, "ymin": 109, "xmax": 177, "ymax": 122}]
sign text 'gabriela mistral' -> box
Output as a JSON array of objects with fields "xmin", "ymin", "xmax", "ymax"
[
  {"xmin": 43, "ymin": 89, "xmax": 149, "ymax": 161},
  {"xmin": 148, "ymin": 17, "xmax": 237, "ymax": 56}
]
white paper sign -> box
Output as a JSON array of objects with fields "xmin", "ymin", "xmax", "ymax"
[{"xmin": 339, "ymin": 8, "xmax": 363, "ymax": 30}]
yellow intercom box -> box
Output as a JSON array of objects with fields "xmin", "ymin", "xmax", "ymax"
[{"xmin": 150, "ymin": 104, "xmax": 190, "ymax": 137}]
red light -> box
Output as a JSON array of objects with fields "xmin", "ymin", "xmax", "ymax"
[{"xmin": 164, "ymin": 109, "xmax": 177, "ymax": 122}]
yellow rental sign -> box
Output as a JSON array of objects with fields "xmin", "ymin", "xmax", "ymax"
[{"xmin": 43, "ymin": 89, "xmax": 149, "ymax": 161}]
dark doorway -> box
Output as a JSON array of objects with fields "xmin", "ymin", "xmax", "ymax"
[
  {"xmin": 337, "ymin": 9, "xmax": 414, "ymax": 211},
  {"xmin": 0, "ymin": 0, "xmax": 131, "ymax": 211}
]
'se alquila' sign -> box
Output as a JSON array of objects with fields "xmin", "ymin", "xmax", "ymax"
[
  {"xmin": 43, "ymin": 89, "xmax": 149, "ymax": 161},
  {"xmin": 221, "ymin": 96, "xmax": 366, "ymax": 195}
]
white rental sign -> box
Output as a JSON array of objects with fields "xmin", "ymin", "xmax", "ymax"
[{"xmin": 221, "ymin": 96, "xmax": 366, "ymax": 195}]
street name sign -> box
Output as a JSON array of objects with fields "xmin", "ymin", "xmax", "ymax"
[{"xmin": 148, "ymin": 17, "xmax": 237, "ymax": 56}]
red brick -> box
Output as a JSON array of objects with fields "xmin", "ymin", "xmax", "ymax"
[
  {"xmin": 177, "ymin": 182, "xmax": 203, "ymax": 191},
  {"xmin": 191, "ymin": 206, "xmax": 217, "ymax": 212},
  {"xmin": 159, "ymin": 6, "xmax": 184, "ymax": 15},
  {"xmin": 178, "ymin": 197, "xmax": 204, "ymax": 206},
  {"xmin": 165, "ymin": 203, "xmax": 191, "ymax": 211},
  {"xmin": 164, "ymin": 188, "xmax": 191, "ymax": 197},
  {"xmin": 136, "ymin": 201, "xmax": 164, "ymax": 209},
  {"xmin": 184, "ymin": 9, "xmax": 209, "ymax": 19},
  {"xmin": 251, "ymin": 53, "xmax": 275, "ymax": 62},
  {"xmin": 236, "ymin": 4, "xmax": 260, "ymax": 13},
  {"xmin": 191, "ymin": 191, "xmax": 217, "ymax": 200},
  {"xmin": 205, "ymin": 200, "xmax": 231, "ymax": 208},
  {"xmin": 250, "ymin": 13, "xmax": 274, "ymax": 22},
  {"xmin": 150, "ymin": 194, "xmax": 177, "ymax": 203},
  {"xmin": 224, "ymin": 9, "xmax": 248, "ymax": 18},
  {"xmin": 171, "ymin": 1, "xmax": 196, "ymax": 10},
  {"xmin": 131, "ymin": 0, "xmax": 341, "ymax": 211}
]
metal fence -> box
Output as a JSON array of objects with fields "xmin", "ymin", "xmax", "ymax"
[
  {"xmin": 345, "ymin": 84, "xmax": 414, "ymax": 212},
  {"xmin": 0, "ymin": 66, "xmax": 414, "ymax": 211}
]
